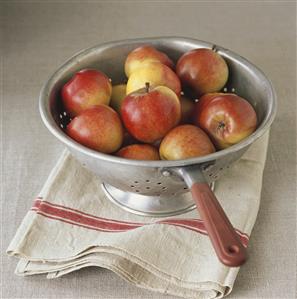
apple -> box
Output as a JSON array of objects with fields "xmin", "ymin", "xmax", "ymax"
[
  {"xmin": 110, "ymin": 84, "xmax": 126, "ymax": 113},
  {"xmin": 194, "ymin": 92, "xmax": 222, "ymax": 113},
  {"xmin": 66, "ymin": 105, "xmax": 123, "ymax": 153},
  {"xmin": 116, "ymin": 144, "xmax": 160, "ymax": 160},
  {"xmin": 193, "ymin": 93, "xmax": 257, "ymax": 149},
  {"xmin": 159, "ymin": 125, "xmax": 215, "ymax": 160},
  {"xmin": 121, "ymin": 84, "xmax": 181, "ymax": 143},
  {"xmin": 62, "ymin": 69, "xmax": 112, "ymax": 117},
  {"xmin": 176, "ymin": 48, "xmax": 228, "ymax": 96},
  {"xmin": 126, "ymin": 62, "xmax": 181, "ymax": 96},
  {"xmin": 125, "ymin": 45, "xmax": 174, "ymax": 77},
  {"xmin": 180, "ymin": 95, "xmax": 195, "ymax": 124}
]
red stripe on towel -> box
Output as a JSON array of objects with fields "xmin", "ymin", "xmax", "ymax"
[{"xmin": 31, "ymin": 198, "xmax": 249, "ymax": 247}]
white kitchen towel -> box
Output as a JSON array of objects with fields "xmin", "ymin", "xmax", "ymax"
[{"xmin": 7, "ymin": 132, "xmax": 269, "ymax": 299}]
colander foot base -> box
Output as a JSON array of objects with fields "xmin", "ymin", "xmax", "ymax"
[{"xmin": 102, "ymin": 182, "xmax": 213, "ymax": 217}]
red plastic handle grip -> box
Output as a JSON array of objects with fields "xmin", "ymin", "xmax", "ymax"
[{"xmin": 191, "ymin": 182, "xmax": 247, "ymax": 267}]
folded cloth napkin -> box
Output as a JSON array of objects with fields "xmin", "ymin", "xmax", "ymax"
[{"xmin": 7, "ymin": 132, "xmax": 269, "ymax": 299}]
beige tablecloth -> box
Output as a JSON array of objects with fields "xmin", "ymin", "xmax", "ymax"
[
  {"xmin": 7, "ymin": 132, "xmax": 268, "ymax": 299},
  {"xmin": 2, "ymin": 1, "xmax": 296, "ymax": 299}
]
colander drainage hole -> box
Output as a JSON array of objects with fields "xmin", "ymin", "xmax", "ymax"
[
  {"xmin": 134, "ymin": 181, "xmax": 139, "ymax": 184},
  {"xmin": 162, "ymin": 187, "xmax": 167, "ymax": 190},
  {"xmin": 145, "ymin": 180, "xmax": 150, "ymax": 183},
  {"xmin": 59, "ymin": 114, "xmax": 63, "ymax": 119},
  {"xmin": 157, "ymin": 182, "xmax": 162, "ymax": 185},
  {"xmin": 130, "ymin": 185, "xmax": 135, "ymax": 188},
  {"xmin": 60, "ymin": 124, "xmax": 64, "ymax": 128},
  {"xmin": 135, "ymin": 190, "xmax": 140, "ymax": 193},
  {"xmin": 183, "ymin": 187, "xmax": 188, "ymax": 190},
  {"xmin": 146, "ymin": 187, "xmax": 150, "ymax": 190}
]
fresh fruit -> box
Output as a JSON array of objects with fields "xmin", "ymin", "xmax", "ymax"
[
  {"xmin": 116, "ymin": 144, "xmax": 160, "ymax": 160},
  {"xmin": 180, "ymin": 95, "xmax": 195, "ymax": 124},
  {"xmin": 62, "ymin": 69, "xmax": 112, "ymax": 117},
  {"xmin": 159, "ymin": 125, "xmax": 215, "ymax": 160},
  {"xmin": 121, "ymin": 84, "xmax": 181, "ymax": 143},
  {"xmin": 176, "ymin": 48, "xmax": 228, "ymax": 96},
  {"xmin": 66, "ymin": 105, "xmax": 123, "ymax": 153},
  {"xmin": 193, "ymin": 93, "xmax": 257, "ymax": 149},
  {"xmin": 126, "ymin": 63, "xmax": 181, "ymax": 96},
  {"xmin": 125, "ymin": 45, "xmax": 174, "ymax": 77},
  {"xmin": 110, "ymin": 84, "xmax": 126, "ymax": 113},
  {"xmin": 194, "ymin": 92, "xmax": 222, "ymax": 112}
]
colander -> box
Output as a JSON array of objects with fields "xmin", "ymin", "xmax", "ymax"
[{"xmin": 39, "ymin": 37, "xmax": 277, "ymax": 267}]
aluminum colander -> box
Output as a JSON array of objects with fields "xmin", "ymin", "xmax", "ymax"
[{"xmin": 39, "ymin": 37, "xmax": 277, "ymax": 267}]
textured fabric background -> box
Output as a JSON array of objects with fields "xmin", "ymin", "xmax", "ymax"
[{"xmin": 1, "ymin": 1, "xmax": 296, "ymax": 299}]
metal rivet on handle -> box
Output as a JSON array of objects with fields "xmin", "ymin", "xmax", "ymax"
[
  {"xmin": 203, "ymin": 164, "xmax": 215, "ymax": 172},
  {"xmin": 162, "ymin": 170, "xmax": 171, "ymax": 177}
]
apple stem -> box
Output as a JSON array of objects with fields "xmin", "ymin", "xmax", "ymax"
[{"xmin": 145, "ymin": 82, "xmax": 150, "ymax": 93}]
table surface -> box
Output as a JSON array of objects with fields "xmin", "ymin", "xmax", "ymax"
[{"xmin": 1, "ymin": 2, "xmax": 296, "ymax": 299}]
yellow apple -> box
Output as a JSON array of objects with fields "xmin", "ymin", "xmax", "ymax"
[
  {"xmin": 125, "ymin": 45, "xmax": 174, "ymax": 77},
  {"xmin": 126, "ymin": 63, "xmax": 181, "ymax": 96},
  {"xmin": 110, "ymin": 84, "xmax": 126, "ymax": 113}
]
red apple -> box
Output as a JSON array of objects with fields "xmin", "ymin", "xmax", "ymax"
[
  {"xmin": 194, "ymin": 92, "xmax": 222, "ymax": 113},
  {"xmin": 193, "ymin": 93, "xmax": 257, "ymax": 149},
  {"xmin": 126, "ymin": 62, "xmax": 181, "ymax": 96},
  {"xmin": 116, "ymin": 144, "xmax": 160, "ymax": 160},
  {"xmin": 176, "ymin": 48, "xmax": 228, "ymax": 96},
  {"xmin": 159, "ymin": 125, "xmax": 215, "ymax": 160},
  {"xmin": 180, "ymin": 95, "xmax": 195, "ymax": 124},
  {"xmin": 121, "ymin": 84, "xmax": 181, "ymax": 143},
  {"xmin": 66, "ymin": 105, "xmax": 123, "ymax": 153},
  {"xmin": 125, "ymin": 45, "xmax": 174, "ymax": 77},
  {"xmin": 62, "ymin": 69, "xmax": 112, "ymax": 117}
]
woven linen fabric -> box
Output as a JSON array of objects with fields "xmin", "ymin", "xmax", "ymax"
[{"xmin": 7, "ymin": 133, "xmax": 269, "ymax": 299}]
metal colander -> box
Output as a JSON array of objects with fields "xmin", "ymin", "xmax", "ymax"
[{"xmin": 39, "ymin": 37, "xmax": 277, "ymax": 267}]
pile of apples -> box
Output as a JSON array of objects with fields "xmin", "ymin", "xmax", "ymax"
[{"xmin": 62, "ymin": 45, "xmax": 257, "ymax": 161}]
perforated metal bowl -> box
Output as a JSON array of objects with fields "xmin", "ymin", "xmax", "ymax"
[{"xmin": 39, "ymin": 37, "xmax": 277, "ymax": 266}]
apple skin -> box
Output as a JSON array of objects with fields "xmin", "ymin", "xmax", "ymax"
[
  {"xmin": 61, "ymin": 69, "xmax": 112, "ymax": 117},
  {"xmin": 126, "ymin": 63, "xmax": 181, "ymax": 96},
  {"xmin": 176, "ymin": 49, "xmax": 228, "ymax": 97},
  {"xmin": 125, "ymin": 45, "xmax": 174, "ymax": 77},
  {"xmin": 110, "ymin": 84, "xmax": 126, "ymax": 113},
  {"xmin": 180, "ymin": 95, "xmax": 195, "ymax": 124},
  {"xmin": 193, "ymin": 93, "xmax": 257, "ymax": 149},
  {"xmin": 121, "ymin": 85, "xmax": 181, "ymax": 143},
  {"xmin": 66, "ymin": 105, "xmax": 123, "ymax": 153},
  {"xmin": 194, "ymin": 92, "xmax": 222, "ymax": 113},
  {"xmin": 159, "ymin": 125, "xmax": 215, "ymax": 160},
  {"xmin": 116, "ymin": 144, "xmax": 160, "ymax": 160}
]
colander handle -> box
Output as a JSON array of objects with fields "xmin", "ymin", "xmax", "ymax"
[{"xmin": 191, "ymin": 182, "xmax": 247, "ymax": 267}]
